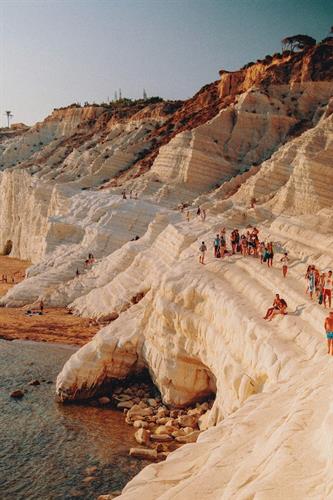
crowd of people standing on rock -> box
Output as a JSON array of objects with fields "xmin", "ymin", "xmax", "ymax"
[
  {"xmin": 199, "ymin": 226, "xmax": 286, "ymax": 273},
  {"xmin": 198, "ymin": 226, "xmax": 333, "ymax": 345},
  {"xmin": 305, "ymin": 266, "xmax": 332, "ymax": 309}
]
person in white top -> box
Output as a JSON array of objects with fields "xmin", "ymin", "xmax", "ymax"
[
  {"xmin": 323, "ymin": 270, "xmax": 332, "ymax": 309},
  {"xmin": 280, "ymin": 252, "xmax": 289, "ymax": 277}
]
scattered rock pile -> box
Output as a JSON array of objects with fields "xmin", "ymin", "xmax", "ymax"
[{"xmin": 104, "ymin": 382, "xmax": 214, "ymax": 462}]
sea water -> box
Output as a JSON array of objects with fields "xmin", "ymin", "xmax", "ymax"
[{"xmin": 0, "ymin": 340, "xmax": 147, "ymax": 500}]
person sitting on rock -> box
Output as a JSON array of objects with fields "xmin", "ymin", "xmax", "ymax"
[
  {"xmin": 199, "ymin": 241, "xmax": 207, "ymax": 265},
  {"xmin": 263, "ymin": 294, "xmax": 287, "ymax": 320},
  {"xmin": 324, "ymin": 311, "xmax": 333, "ymax": 355},
  {"xmin": 268, "ymin": 297, "xmax": 288, "ymax": 321}
]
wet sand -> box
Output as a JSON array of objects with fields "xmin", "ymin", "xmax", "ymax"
[{"xmin": 0, "ymin": 256, "xmax": 99, "ymax": 345}]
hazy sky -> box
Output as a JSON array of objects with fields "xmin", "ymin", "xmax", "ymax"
[{"xmin": 0, "ymin": 0, "xmax": 332, "ymax": 125}]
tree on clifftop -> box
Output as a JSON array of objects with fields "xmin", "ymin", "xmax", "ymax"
[{"xmin": 281, "ymin": 34, "xmax": 316, "ymax": 52}]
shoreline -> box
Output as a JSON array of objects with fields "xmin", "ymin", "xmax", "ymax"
[{"xmin": 0, "ymin": 256, "xmax": 99, "ymax": 346}]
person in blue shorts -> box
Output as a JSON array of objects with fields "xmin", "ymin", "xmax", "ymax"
[{"xmin": 324, "ymin": 311, "xmax": 333, "ymax": 355}]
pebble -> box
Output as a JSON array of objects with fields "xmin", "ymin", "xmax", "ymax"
[
  {"xmin": 82, "ymin": 476, "xmax": 96, "ymax": 483},
  {"xmin": 28, "ymin": 379, "xmax": 40, "ymax": 386},
  {"xmin": 85, "ymin": 466, "xmax": 97, "ymax": 475},
  {"xmin": 129, "ymin": 447, "xmax": 157, "ymax": 461},
  {"xmin": 10, "ymin": 389, "xmax": 24, "ymax": 398}
]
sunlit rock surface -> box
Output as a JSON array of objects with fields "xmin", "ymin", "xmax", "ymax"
[{"xmin": 0, "ymin": 40, "xmax": 333, "ymax": 499}]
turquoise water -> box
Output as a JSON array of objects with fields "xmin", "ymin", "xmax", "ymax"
[{"xmin": 0, "ymin": 340, "xmax": 147, "ymax": 500}]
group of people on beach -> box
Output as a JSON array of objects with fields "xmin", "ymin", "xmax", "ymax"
[
  {"xmin": 0, "ymin": 270, "xmax": 24, "ymax": 284},
  {"xmin": 305, "ymin": 266, "xmax": 332, "ymax": 309}
]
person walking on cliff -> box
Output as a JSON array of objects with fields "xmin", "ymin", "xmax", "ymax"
[
  {"xmin": 280, "ymin": 252, "xmax": 289, "ymax": 277},
  {"xmin": 323, "ymin": 271, "xmax": 332, "ymax": 309},
  {"xmin": 199, "ymin": 241, "xmax": 207, "ymax": 265},
  {"xmin": 213, "ymin": 234, "xmax": 221, "ymax": 258},
  {"xmin": 324, "ymin": 311, "xmax": 333, "ymax": 355}
]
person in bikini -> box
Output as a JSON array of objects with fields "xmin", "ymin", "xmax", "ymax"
[
  {"xmin": 323, "ymin": 270, "xmax": 332, "ymax": 309},
  {"xmin": 219, "ymin": 232, "xmax": 226, "ymax": 258},
  {"xmin": 240, "ymin": 235, "xmax": 248, "ymax": 256},
  {"xmin": 280, "ymin": 252, "xmax": 289, "ymax": 277},
  {"xmin": 324, "ymin": 311, "xmax": 333, "ymax": 355}
]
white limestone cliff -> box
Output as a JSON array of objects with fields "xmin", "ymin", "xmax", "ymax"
[{"xmin": 0, "ymin": 43, "xmax": 333, "ymax": 499}]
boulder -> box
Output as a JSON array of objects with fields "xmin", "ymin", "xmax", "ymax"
[
  {"xmin": 178, "ymin": 414, "xmax": 198, "ymax": 428},
  {"xmin": 133, "ymin": 420, "xmax": 149, "ymax": 429},
  {"xmin": 150, "ymin": 434, "xmax": 173, "ymax": 442},
  {"xmin": 147, "ymin": 398, "xmax": 158, "ymax": 407},
  {"xmin": 134, "ymin": 428, "xmax": 151, "ymax": 445},
  {"xmin": 156, "ymin": 416, "xmax": 170, "ymax": 425},
  {"xmin": 198, "ymin": 410, "xmax": 211, "ymax": 431},
  {"xmin": 175, "ymin": 430, "xmax": 201, "ymax": 444},
  {"xmin": 98, "ymin": 397, "xmax": 111, "ymax": 405},
  {"xmin": 117, "ymin": 400, "xmax": 134, "ymax": 409},
  {"xmin": 129, "ymin": 447, "xmax": 157, "ymax": 461},
  {"xmin": 157, "ymin": 451, "xmax": 170, "ymax": 460},
  {"xmin": 127, "ymin": 404, "xmax": 153, "ymax": 419}
]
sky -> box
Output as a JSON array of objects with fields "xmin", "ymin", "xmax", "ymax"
[{"xmin": 0, "ymin": 0, "xmax": 332, "ymax": 126}]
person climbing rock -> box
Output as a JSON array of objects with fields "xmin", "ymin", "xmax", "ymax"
[
  {"xmin": 324, "ymin": 311, "xmax": 333, "ymax": 355},
  {"xmin": 199, "ymin": 241, "xmax": 207, "ymax": 265}
]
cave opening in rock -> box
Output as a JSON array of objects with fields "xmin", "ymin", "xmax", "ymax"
[{"xmin": 3, "ymin": 240, "xmax": 13, "ymax": 256}]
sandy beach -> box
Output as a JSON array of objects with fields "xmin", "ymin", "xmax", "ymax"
[{"xmin": 0, "ymin": 256, "xmax": 98, "ymax": 345}]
